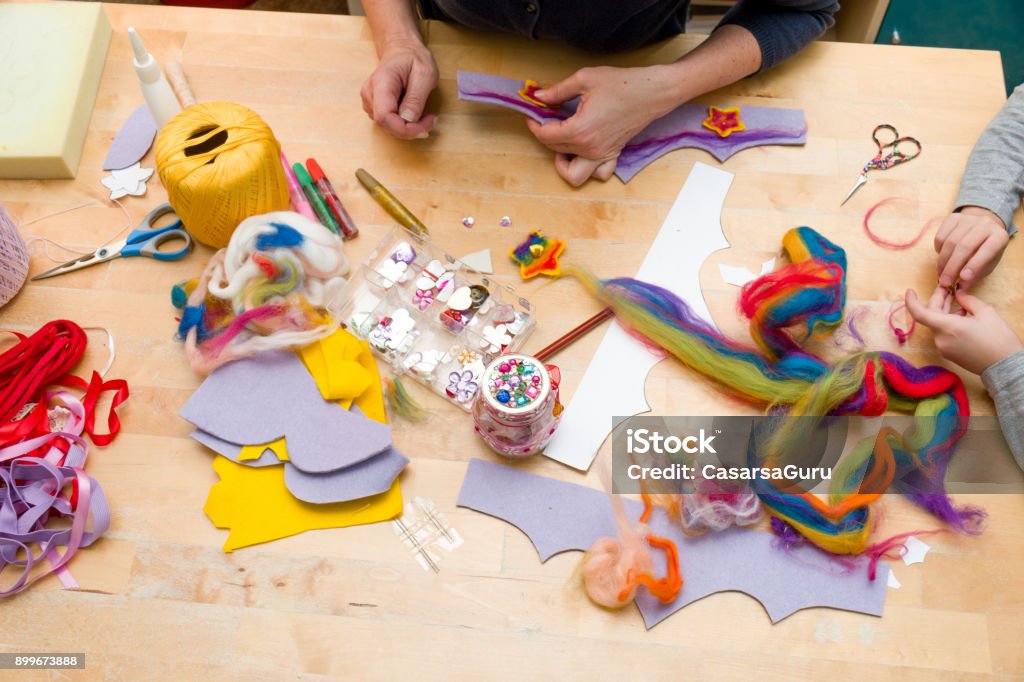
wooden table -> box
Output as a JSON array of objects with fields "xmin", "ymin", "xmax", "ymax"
[{"xmin": 1, "ymin": 3, "xmax": 1021, "ymax": 679}]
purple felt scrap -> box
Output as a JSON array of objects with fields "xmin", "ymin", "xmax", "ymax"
[
  {"xmin": 179, "ymin": 351, "xmax": 392, "ymax": 474},
  {"xmin": 282, "ymin": 447, "xmax": 406, "ymax": 504},
  {"xmin": 189, "ymin": 405, "xmax": 409, "ymax": 504},
  {"xmin": 457, "ymin": 459, "xmax": 888, "ymax": 626},
  {"xmin": 456, "ymin": 71, "xmax": 807, "ymax": 183},
  {"xmin": 190, "ymin": 429, "xmax": 281, "ymax": 468},
  {"xmin": 103, "ymin": 104, "xmax": 159, "ymax": 171}
]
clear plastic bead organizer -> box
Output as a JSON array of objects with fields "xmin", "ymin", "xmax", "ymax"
[{"xmin": 339, "ymin": 225, "xmax": 537, "ymax": 410}]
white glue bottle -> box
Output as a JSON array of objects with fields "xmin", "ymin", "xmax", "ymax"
[{"xmin": 128, "ymin": 27, "xmax": 181, "ymax": 129}]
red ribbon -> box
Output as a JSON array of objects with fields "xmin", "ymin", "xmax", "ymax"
[
  {"xmin": 59, "ymin": 373, "xmax": 130, "ymax": 446},
  {"xmin": 0, "ymin": 321, "xmax": 86, "ymax": 423},
  {"xmin": 0, "ymin": 320, "xmax": 128, "ymax": 446}
]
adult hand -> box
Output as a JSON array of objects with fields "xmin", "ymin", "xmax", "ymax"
[
  {"xmin": 934, "ymin": 206, "xmax": 1009, "ymax": 291},
  {"xmin": 905, "ymin": 286, "xmax": 1022, "ymax": 375},
  {"xmin": 525, "ymin": 65, "xmax": 684, "ymax": 187},
  {"xmin": 360, "ymin": 39, "xmax": 439, "ymax": 140}
]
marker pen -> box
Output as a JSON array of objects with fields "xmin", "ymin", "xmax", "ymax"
[
  {"xmin": 306, "ymin": 158, "xmax": 359, "ymax": 240},
  {"xmin": 280, "ymin": 152, "xmax": 317, "ymax": 222},
  {"xmin": 293, "ymin": 163, "xmax": 341, "ymax": 235}
]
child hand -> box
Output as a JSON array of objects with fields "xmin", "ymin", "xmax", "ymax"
[
  {"xmin": 905, "ymin": 287, "xmax": 1023, "ymax": 375},
  {"xmin": 934, "ymin": 206, "xmax": 1009, "ymax": 291}
]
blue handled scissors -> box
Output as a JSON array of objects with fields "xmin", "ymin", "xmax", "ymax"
[
  {"xmin": 840, "ymin": 124, "xmax": 922, "ymax": 206},
  {"xmin": 32, "ymin": 203, "xmax": 193, "ymax": 281}
]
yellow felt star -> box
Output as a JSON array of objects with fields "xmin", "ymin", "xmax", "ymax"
[
  {"xmin": 702, "ymin": 106, "xmax": 745, "ymax": 138},
  {"xmin": 518, "ymin": 79, "xmax": 552, "ymax": 108}
]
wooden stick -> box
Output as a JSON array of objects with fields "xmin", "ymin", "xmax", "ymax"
[
  {"xmin": 165, "ymin": 61, "xmax": 196, "ymax": 108},
  {"xmin": 533, "ymin": 308, "xmax": 613, "ymax": 362}
]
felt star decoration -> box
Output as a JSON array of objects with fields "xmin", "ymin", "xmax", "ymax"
[
  {"xmin": 518, "ymin": 79, "xmax": 551, "ymax": 108},
  {"xmin": 510, "ymin": 230, "xmax": 566, "ymax": 280},
  {"xmin": 702, "ymin": 106, "xmax": 746, "ymax": 138},
  {"xmin": 100, "ymin": 162, "xmax": 154, "ymax": 200}
]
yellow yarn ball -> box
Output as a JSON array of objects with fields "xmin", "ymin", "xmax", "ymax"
[{"xmin": 155, "ymin": 102, "xmax": 290, "ymax": 248}]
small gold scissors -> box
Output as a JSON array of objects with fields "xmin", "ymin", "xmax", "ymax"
[{"xmin": 841, "ymin": 124, "xmax": 922, "ymax": 206}]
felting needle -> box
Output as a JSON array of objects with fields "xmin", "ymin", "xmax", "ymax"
[
  {"xmin": 394, "ymin": 517, "xmax": 439, "ymax": 573},
  {"xmin": 416, "ymin": 498, "xmax": 454, "ymax": 544}
]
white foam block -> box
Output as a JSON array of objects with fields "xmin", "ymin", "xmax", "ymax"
[{"xmin": 0, "ymin": 2, "xmax": 112, "ymax": 179}]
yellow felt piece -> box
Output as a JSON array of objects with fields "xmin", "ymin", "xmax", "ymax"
[
  {"xmin": 0, "ymin": 2, "xmax": 112, "ymax": 178},
  {"xmin": 298, "ymin": 328, "xmax": 369, "ymax": 408},
  {"xmin": 352, "ymin": 340, "xmax": 386, "ymax": 424},
  {"xmin": 298, "ymin": 328, "xmax": 386, "ymax": 423},
  {"xmin": 238, "ymin": 437, "xmax": 289, "ymax": 462},
  {"xmin": 203, "ymin": 456, "xmax": 403, "ymax": 552}
]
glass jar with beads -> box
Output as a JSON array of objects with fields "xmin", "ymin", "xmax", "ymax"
[{"xmin": 472, "ymin": 353, "xmax": 561, "ymax": 458}]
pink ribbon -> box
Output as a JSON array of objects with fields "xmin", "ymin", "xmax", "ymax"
[{"xmin": 0, "ymin": 393, "xmax": 110, "ymax": 597}]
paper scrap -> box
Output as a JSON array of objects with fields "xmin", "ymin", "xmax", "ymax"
[
  {"xmin": 203, "ymin": 456, "xmax": 403, "ymax": 552},
  {"xmin": 718, "ymin": 258, "xmax": 776, "ymax": 287},
  {"xmin": 457, "ymin": 459, "xmax": 888, "ymax": 626},
  {"xmin": 100, "ymin": 163, "xmax": 153, "ymax": 200},
  {"xmin": 718, "ymin": 264, "xmax": 757, "ymax": 287},
  {"xmin": 103, "ymin": 104, "xmax": 158, "ymax": 170},
  {"xmin": 887, "ymin": 570, "xmax": 901, "ymax": 589},
  {"xmin": 180, "ymin": 350, "xmax": 392, "ymax": 474},
  {"xmin": 544, "ymin": 162, "xmax": 733, "ymax": 470},
  {"xmin": 900, "ymin": 536, "xmax": 930, "ymax": 566},
  {"xmin": 459, "ymin": 249, "xmax": 493, "ymax": 274}
]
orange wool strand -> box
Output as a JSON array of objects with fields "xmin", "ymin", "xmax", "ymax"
[{"xmin": 582, "ymin": 494, "xmax": 683, "ymax": 608}]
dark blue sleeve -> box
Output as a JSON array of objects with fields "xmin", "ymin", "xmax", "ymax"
[{"xmin": 718, "ymin": 0, "xmax": 839, "ymax": 71}]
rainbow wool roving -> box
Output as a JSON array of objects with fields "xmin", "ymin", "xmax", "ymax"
[
  {"xmin": 574, "ymin": 227, "xmax": 984, "ymax": 555},
  {"xmin": 174, "ymin": 211, "xmax": 349, "ymax": 374}
]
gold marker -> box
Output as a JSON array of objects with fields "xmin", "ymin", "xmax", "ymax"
[{"xmin": 355, "ymin": 168, "xmax": 429, "ymax": 235}]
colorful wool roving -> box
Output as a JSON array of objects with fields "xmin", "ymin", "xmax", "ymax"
[
  {"xmin": 174, "ymin": 211, "xmax": 349, "ymax": 374},
  {"xmin": 574, "ymin": 226, "xmax": 984, "ymax": 556}
]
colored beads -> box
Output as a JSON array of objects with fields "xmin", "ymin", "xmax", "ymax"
[
  {"xmin": 485, "ymin": 356, "xmax": 544, "ymax": 409},
  {"xmin": 472, "ymin": 354, "xmax": 562, "ymax": 459}
]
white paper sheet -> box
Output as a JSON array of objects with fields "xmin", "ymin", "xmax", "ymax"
[{"xmin": 544, "ymin": 162, "xmax": 734, "ymax": 470}]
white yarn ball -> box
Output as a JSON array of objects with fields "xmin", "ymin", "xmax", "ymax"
[{"xmin": 0, "ymin": 204, "xmax": 29, "ymax": 308}]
